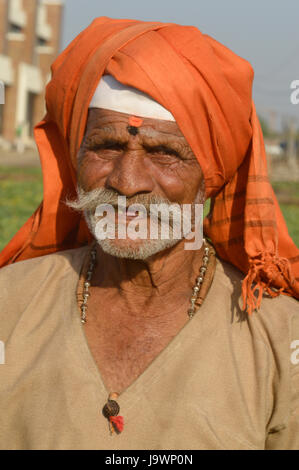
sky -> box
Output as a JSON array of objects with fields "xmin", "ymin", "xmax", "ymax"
[{"xmin": 61, "ymin": 0, "xmax": 299, "ymax": 130}]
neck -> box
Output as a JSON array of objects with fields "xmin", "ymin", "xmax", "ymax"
[{"xmin": 92, "ymin": 239, "xmax": 205, "ymax": 297}]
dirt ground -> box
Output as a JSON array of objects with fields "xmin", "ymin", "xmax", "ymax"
[{"xmin": 0, "ymin": 148, "xmax": 41, "ymax": 167}]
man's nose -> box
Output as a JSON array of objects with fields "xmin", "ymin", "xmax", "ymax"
[{"xmin": 105, "ymin": 149, "xmax": 154, "ymax": 197}]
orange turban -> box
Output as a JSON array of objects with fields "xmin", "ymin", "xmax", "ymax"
[{"xmin": 0, "ymin": 17, "xmax": 298, "ymax": 313}]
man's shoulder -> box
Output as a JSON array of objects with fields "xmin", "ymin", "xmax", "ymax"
[
  {"xmin": 213, "ymin": 256, "xmax": 299, "ymax": 344},
  {"xmin": 0, "ymin": 245, "xmax": 89, "ymax": 282},
  {"xmin": 0, "ymin": 246, "xmax": 89, "ymax": 341},
  {"xmin": 214, "ymin": 256, "xmax": 245, "ymax": 292}
]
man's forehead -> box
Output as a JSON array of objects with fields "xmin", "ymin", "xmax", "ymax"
[{"xmin": 86, "ymin": 108, "xmax": 185, "ymax": 139}]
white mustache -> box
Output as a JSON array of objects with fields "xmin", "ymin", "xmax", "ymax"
[{"xmin": 66, "ymin": 186, "xmax": 174, "ymax": 213}]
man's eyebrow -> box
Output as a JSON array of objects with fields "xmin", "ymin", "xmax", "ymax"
[
  {"xmin": 84, "ymin": 127, "xmax": 128, "ymax": 146},
  {"xmin": 139, "ymin": 130, "xmax": 194, "ymax": 158},
  {"xmin": 83, "ymin": 125, "xmax": 195, "ymax": 158}
]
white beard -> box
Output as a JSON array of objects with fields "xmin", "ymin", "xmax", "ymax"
[
  {"xmin": 83, "ymin": 209, "xmax": 181, "ymax": 260},
  {"xmin": 66, "ymin": 185, "xmax": 205, "ymax": 260}
]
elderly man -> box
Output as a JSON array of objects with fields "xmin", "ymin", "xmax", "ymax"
[{"xmin": 0, "ymin": 18, "xmax": 298, "ymax": 450}]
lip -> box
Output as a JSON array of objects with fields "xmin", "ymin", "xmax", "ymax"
[
  {"xmin": 126, "ymin": 210, "xmax": 141, "ymax": 219},
  {"xmin": 93, "ymin": 209, "xmax": 148, "ymax": 224},
  {"xmin": 116, "ymin": 207, "xmax": 148, "ymax": 220}
]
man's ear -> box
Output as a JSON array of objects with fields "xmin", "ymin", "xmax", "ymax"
[
  {"xmin": 196, "ymin": 174, "xmax": 206, "ymax": 205},
  {"xmin": 77, "ymin": 145, "xmax": 85, "ymax": 172}
]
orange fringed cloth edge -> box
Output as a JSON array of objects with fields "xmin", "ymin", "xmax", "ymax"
[
  {"xmin": 204, "ymin": 101, "xmax": 299, "ymax": 314},
  {"xmin": 0, "ymin": 17, "xmax": 298, "ymax": 315}
]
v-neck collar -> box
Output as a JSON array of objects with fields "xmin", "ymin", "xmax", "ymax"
[{"xmin": 65, "ymin": 247, "xmax": 214, "ymax": 411}]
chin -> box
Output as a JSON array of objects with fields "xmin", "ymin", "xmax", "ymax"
[
  {"xmin": 96, "ymin": 237, "xmax": 181, "ymax": 260},
  {"xmin": 84, "ymin": 210, "xmax": 183, "ymax": 260}
]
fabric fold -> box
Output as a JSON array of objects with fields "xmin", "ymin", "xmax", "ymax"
[{"xmin": 0, "ymin": 17, "xmax": 298, "ymax": 312}]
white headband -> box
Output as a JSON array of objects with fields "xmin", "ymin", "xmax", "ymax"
[{"xmin": 88, "ymin": 74, "xmax": 175, "ymax": 122}]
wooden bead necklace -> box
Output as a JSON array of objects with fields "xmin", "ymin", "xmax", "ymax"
[{"xmin": 78, "ymin": 238, "xmax": 215, "ymax": 435}]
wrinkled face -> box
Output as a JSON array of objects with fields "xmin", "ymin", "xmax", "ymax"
[{"xmin": 73, "ymin": 108, "xmax": 205, "ymax": 259}]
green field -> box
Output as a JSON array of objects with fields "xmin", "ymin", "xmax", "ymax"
[
  {"xmin": 0, "ymin": 166, "xmax": 43, "ymax": 251},
  {"xmin": 272, "ymin": 181, "xmax": 299, "ymax": 248},
  {"xmin": 0, "ymin": 166, "xmax": 298, "ymax": 251}
]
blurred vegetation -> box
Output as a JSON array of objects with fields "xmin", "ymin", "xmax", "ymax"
[
  {"xmin": 0, "ymin": 166, "xmax": 298, "ymax": 252},
  {"xmin": 272, "ymin": 182, "xmax": 299, "ymax": 247},
  {"xmin": 0, "ymin": 166, "xmax": 43, "ymax": 251},
  {"xmin": 259, "ymin": 115, "xmax": 271, "ymax": 138},
  {"xmin": 258, "ymin": 115, "xmax": 280, "ymax": 139}
]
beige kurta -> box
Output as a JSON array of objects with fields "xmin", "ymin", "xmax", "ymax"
[{"xmin": 0, "ymin": 246, "xmax": 298, "ymax": 450}]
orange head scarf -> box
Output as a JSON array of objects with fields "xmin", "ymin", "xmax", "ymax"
[{"xmin": 0, "ymin": 17, "xmax": 298, "ymax": 313}]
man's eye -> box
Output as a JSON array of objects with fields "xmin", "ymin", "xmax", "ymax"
[
  {"xmin": 88, "ymin": 142, "xmax": 124, "ymax": 152},
  {"xmin": 103, "ymin": 143, "xmax": 124, "ymax": 151},
  {"xmin": 146, "ymin": 146, "xmax": 181, "ymax": 158}
]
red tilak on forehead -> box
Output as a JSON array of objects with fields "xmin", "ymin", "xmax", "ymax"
[
  {"xmin": 129, "ymin": 116, "xmax": 143, "ymax": 127},
  {"xmin": 127, "ymin": 116, "xmax": 144, "ymax": 136}
]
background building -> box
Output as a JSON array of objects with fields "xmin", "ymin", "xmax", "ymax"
[{"xmin": 0, "ymin": 0, "xmax": 63, "ymax": 150}]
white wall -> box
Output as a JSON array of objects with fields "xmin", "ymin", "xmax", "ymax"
[
  {"xmin": 0, "ymin": 54, "xmax": 14, "ymax": 85},
  {"xmin": 16, "ymin": 62, "xmax": 43, "ymax": 135}
]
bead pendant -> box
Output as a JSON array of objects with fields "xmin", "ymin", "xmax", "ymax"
[{"xmin": 102, "ymin": 392, "xmax": 124, "ymax": 435}]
